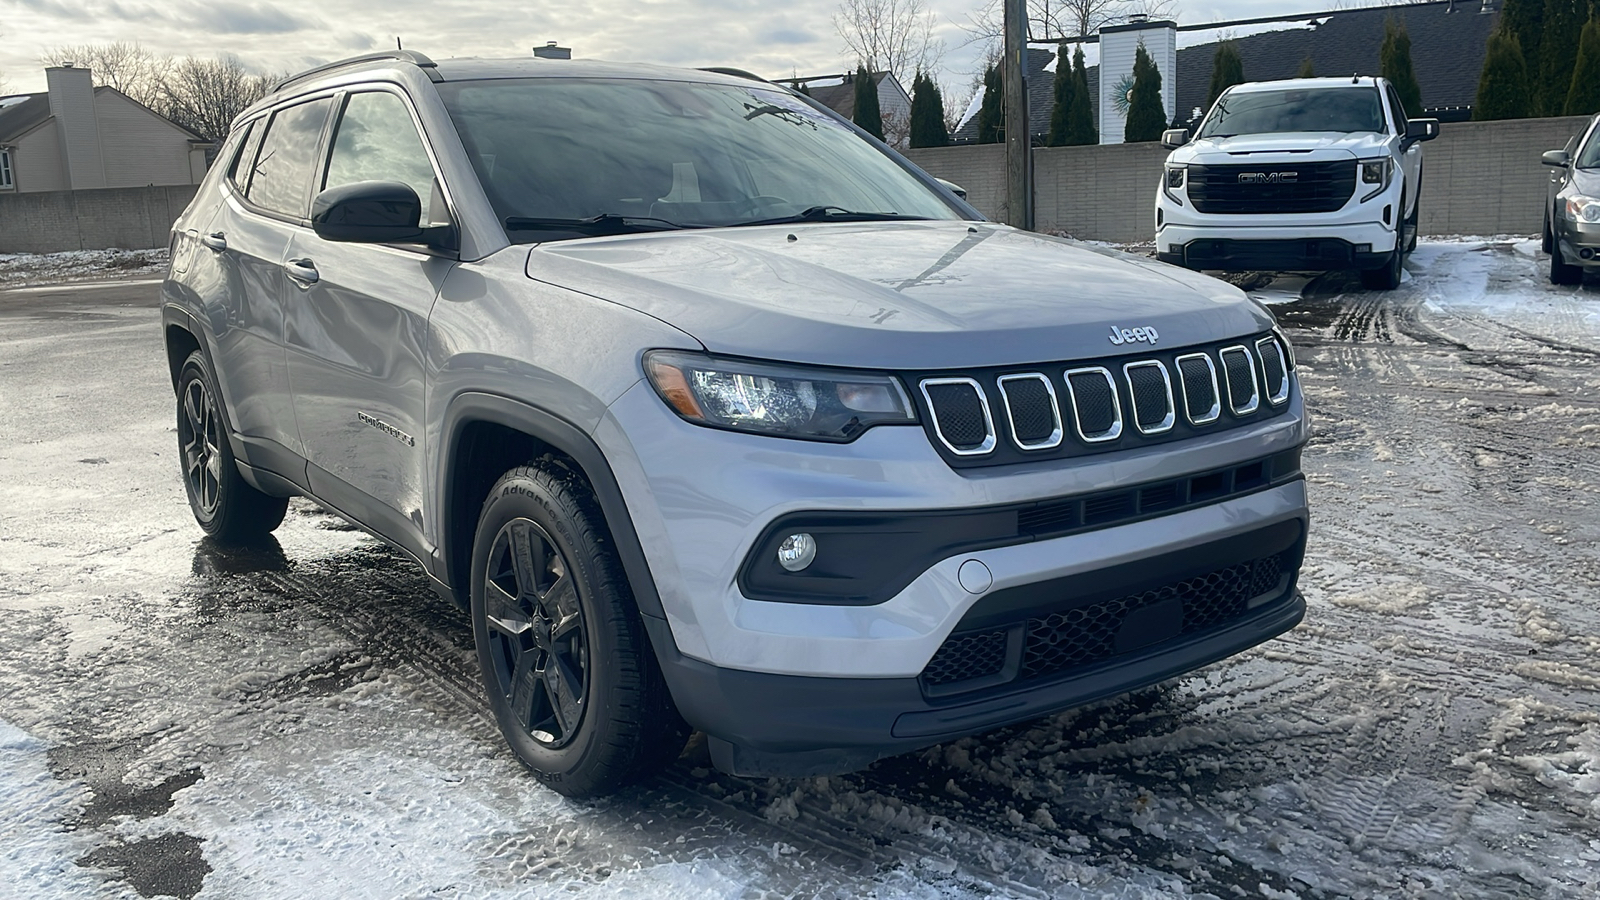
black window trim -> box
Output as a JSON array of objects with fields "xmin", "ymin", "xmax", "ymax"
[{"xmin": 224, "ymin": 89, "xmax": 340, "ymax": 227}]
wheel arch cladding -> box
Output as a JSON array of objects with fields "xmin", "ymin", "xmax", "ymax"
[
  {"xmin": 439, "ymin": 393, "xmax": 669, "ymax": 626},
  {"xmin": 164, "ymin": 321, "xmax": 202, "ymax": 391}
]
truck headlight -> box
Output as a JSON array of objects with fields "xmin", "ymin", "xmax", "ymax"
[
  {"xmin": 644, "ymin": 350, "xmax": 917, "ymax": 442},
  {"xmin": 1163, "ymin": 164, "xmax": 1186, "ymax": 206},
  {"xmin": 1359, "ymin": 158, "xmax": 1392, "ymax": 202},
  {"xmin": 1565, "ymin": 195, "xmax": 1600, "ymax": 223}
]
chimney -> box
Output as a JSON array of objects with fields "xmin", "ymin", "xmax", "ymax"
[
  {"xmin": 46, "ymin": 65, "xmax": 106, "ymax": 190},
  {"xmin": 533, "ymin": 41, "xmax": 571, "ymax": 60}
]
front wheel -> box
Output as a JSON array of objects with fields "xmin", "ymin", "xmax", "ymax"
[
  {"xmin": 470, "ymin": 462, "xmax": 687, "ymax": 798},
  {"xmin": 1360, "ymin": 246, "xmax": 1404, "ymax": 290},
  {"xmin": 175, "ymin": 351, "xmax": 288, "ymax": 543},
  {"xmin": 1550, "ymin": 238, "xmax": 1583, "ymax": 285}
]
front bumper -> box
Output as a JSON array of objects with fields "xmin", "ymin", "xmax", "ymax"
[
  {"xmin": 1155, "ymin": 218, "xmax": 1399, "ymax": 271},
  {"xmin": 1555, "ymin": 218, "xmax": 1600, "ymax": 268}
]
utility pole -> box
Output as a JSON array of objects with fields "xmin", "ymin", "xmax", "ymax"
[{"xmin": 1003, "ymin": 0, "xmax": 1033, "ymax": 229}]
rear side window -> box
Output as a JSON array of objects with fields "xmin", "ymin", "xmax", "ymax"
[
  {"xmin": 246, "ymin": 97, "xmax": 334, "ymax": 217},
  {"xmin": 324, "ymin": 91, "xmax": 440, "ymax": 224}
]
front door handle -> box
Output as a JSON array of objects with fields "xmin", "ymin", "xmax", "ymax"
[
  {"xmin": 200, "ymin": 232, "xmax": 227, "ymax": 252},
  {"xmin": 284, "ymin": 257, "xmax": 319, "ymax": 287}
]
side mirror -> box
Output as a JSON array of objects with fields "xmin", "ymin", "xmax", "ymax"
[
  {"xmin": 935, "ymin": 177, "xmax": 968, "ymax": 201},
  {"xmin": 311, "ymin": 181, "xmax": 424, "ymax": 243},
  {"xmin": 1542, "ymin": 149, "xmax": 1572, "ymax": 168},
  {"xmin": 1404, "ymin": 118, "xmax": 1440, "ymax": 147},
  {"xmin": 1161, "ymin": 128, "xmax": 1190, "ymax": 149}
]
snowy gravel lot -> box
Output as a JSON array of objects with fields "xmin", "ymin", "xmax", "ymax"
[{"xmin": 1, "ymin": 239, "xmax": 1597, "ymax": 899}]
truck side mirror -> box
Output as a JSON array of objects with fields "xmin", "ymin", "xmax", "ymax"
[
  {"xmin": 1161, "ymin": 128, "xmax": 1190, "ymax": 149},
  {"xmin": 1403, "ymin": 119, "xmax": 1439, "ymax": 148}
]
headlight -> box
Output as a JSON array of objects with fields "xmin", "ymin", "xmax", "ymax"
[
  {"xmin": 1566, "ymin": 195, "xmax": 1600, "ymax": 223},
  {"xmin": 1359, "ymin": 157, "xmax": 1392, "ymax": 202},
  {"xmin": 643, "ymin": 350, "xmax": 917, "ymax": 441},
  {"xmin": 1165, "ymin": 165, "xmax": 1186, "ymax": 189},
  {"xmin": 1272, "ymin": 324, "xmax": 1297, "ymax": 370}
]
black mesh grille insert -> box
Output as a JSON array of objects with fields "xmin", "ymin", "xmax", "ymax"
[
  {"xmin": 1177, "ymin": 356, "xmax": 1218, "ymax": 422},
  {"xmin": 1220, "ymin": 349, "xmax": 1257, "ymax": 412},
  {"xmin": 1001, "ymin": 377, "xmax": 1058, "ymax": 446},
  {"xmin": 920, "ymin": 629, "xmax": 1007, "ymax": 686},
  {"xmin": 1126, "ymin": 364, "xmax": 1171, "ymax": 431},
  {"xmin": 1258, "ymin": 340, "xmax": 1288, "ymax": 403},
  {"xmin": 1067, "ymin": 371, "xmax": 1117, "ymax": 437},
  {"xmin": 924, "ymin": 381, "xmax": 990, "ymax": 450}
]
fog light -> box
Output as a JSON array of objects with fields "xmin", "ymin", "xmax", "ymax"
[
  {"xmin": 1354, "ymin": 243, "xmax": 1372, "ymax": 253},
  {"xmin": 776, "ymin": 533, "xmax": 817, "ymax": 572}
]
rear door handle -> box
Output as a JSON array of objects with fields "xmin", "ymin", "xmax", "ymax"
[
  {"xmin": 284, "ymin": 257, "xmax": 319, "ymax": 287},
  {"xmin": 200, "ymin": 232, "xmax": 227, "ymax": 252}
]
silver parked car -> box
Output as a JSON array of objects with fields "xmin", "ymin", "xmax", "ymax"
[
  {"xmin": 162, "ymin": 50, "xmax": 1310, "ymax": 796},
  {"xmin": 1543, "ymin": 112, "xmax": 1600, "ymax": 285}
]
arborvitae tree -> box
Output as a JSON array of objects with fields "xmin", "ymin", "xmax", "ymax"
[
  {"xmin": 1381, "ymin": 18, "xmax": 1424, "ymax": 117},
  {"xmin": 1502, "ymin": 0, "xmax": 1545, "ymax": 84},
  {"xmin": 909, "ymin": 72, "xmax": 949, "ymax": 148},
  {"xmin": 977, "ymin": 65, "xmax": 1004, "ymax": 144},
  {"xmin": 1206, "ymin": 42, "xmax": 1245, "ymax": 111},
  {"xmin": 852, "ymin": 66, "xmax": 884, "ymax": 140},
  {"xmin": 1067, "ymin": 47, "xmax": 1097, "ymax": 145},
  {"xmin": 1125, "ymin": 44, "xmax": 1167, "ymax": 143},
  {"xmin": 1539, "ymin": 0, "xmax": 1584, "ymax": 115},
  {"xmin": 1566, "ymin": 15, "xmax": 1600, "ymax": 115},
  {"xmin": 1047, "ymin": 52, "xmax": 1075, "ymax": 146},
  {"xmin": 1297, "ymin": 56, "xmax": 1316, "ymax": 78},
  {"xmin": 1476, "ymin": 28, "xmax": 1535, "ymax": 120}
]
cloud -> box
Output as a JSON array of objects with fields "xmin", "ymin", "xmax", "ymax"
[
  {"xmin": 187, "ymin": 1, "xmax": 305, "ymax": 34},
  {"xmin": 761, "ymin": 27, "xmax": 820, "ymax": 47}
]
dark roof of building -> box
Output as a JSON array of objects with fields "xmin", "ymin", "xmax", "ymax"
[
  {"xmin": 804, "ymin": 71, "xmax": 903, "ymax": 120},
  {"xmin": 951, "ymin": 48, "xmax": 1056, "ymax": 143},
  {"xmin": 0, "ymin": 92, "xmax": 53, "ymax": 142}
]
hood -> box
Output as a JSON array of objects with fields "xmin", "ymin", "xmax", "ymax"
[
  {"xmin": 523, "ymin": 221, "xmax": 1273, "ymax": 370},
  {"xmin": 1171, "ymin": 131, "xmax": 1392, "ymax": 164}
]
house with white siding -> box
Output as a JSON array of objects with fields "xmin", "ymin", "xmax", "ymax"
[{"xmin": 0, "ymin": 65, "xmax": 211, "ymax": 194}]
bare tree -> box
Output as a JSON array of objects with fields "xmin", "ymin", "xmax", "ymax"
[
  {"xmin": 965, "ymin": 0, "xmax": 1178, "ymax": 42},
  {"xmin": 833, "ymin": 0, "xmax": 945, "ymax": 81},
  {"xmin": 39, "ymin": 41, "xmax": 171, "ymax": 107},
  {"xmin": 156, "ymin": 56, "xmax": 276, "ymax": 141}
]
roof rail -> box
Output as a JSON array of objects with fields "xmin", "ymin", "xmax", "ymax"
[
  {"xmin": 697, "ymin": 67, "xmax": 771, "ymax": 84},
  {"xmin": 270, "ymin": 50, "xmax": 440, "ymax": 94}
]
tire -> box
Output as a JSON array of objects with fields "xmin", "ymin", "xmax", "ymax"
[
  {"xmin": 470, "ymin": 461, "xmax": 687, "ymax": 798},
  {"xmin": 1403, "ymin": 190, "xmax": 1420, "ymax": 253},
  {"xmin": 1542, "ymin": 211, "xmax": 1553, "ymax": 254},
  {"xmin": 1360, "ymin": 246, "xmax": 1403, "ymax": 290},
  {"xmin": 175, "ymin": 351, "xmax": 289, "ymax": 543},
  {"xmin": 1550, "ymin": 237, "xmax": 1583, "ymax": 285}
]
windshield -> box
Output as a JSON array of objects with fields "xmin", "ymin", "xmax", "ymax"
[
  {"xmin": 1199, "ymin": 87, "xmax": 1386, "ymax": 138},
  {"xmin": 436, "ymin": 77, "xmax": 962, "ymax": 239}
]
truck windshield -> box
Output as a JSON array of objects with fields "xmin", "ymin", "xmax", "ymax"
[
  {"xmin": 1199, "ymin": 87, "xmax": 1386, "ymax": 138},
  {"xmin": 436, "ymin": 77, "xmax": 963, "ymax": 240}
]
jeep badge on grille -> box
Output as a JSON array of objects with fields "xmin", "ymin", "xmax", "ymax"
[{"xmin": 1109, "ymin": 326, "xmax": 1159, "ymax": 346}]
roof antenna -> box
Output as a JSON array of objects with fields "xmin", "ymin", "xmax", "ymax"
[
  {"xmin": 397, "ymin": 37, "xmax": 403, "ymax": 50},
  {"xmin": 1351, "ymin": 72, "xmax": 1359, "ymax": 83}
]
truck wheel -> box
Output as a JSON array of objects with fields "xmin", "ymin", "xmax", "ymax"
[
  {"xmin": 470, "ymin": 462, "xmax": 687, "ymax": 798},
  {"xmin": 1360, "ymin": 247, "xmax": 1403, "ymax": 290},
  {"xmin": 1550, "ymin": 239, "xmax": 1583, "ymax": 285},
  {"xmin": 1404, "ymin": 197, "xmax": 1419, "ymax": 253},
  {"xmin": 175, "ymin": 351, "xmax": 289, "ymax": 543}
]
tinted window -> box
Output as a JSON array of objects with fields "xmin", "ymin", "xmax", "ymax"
[
  {"xmin": 1200, "ymin": 87, "xmax": 1386, "ymax": 138},
  {"xmin": 325, "ymin": 91, "xmax": 440, "ymax": 224},
  {"xmin": 246, "ymin": 97, "xmax": 333, "ymax": 217},
  {"xmin": 1384, "ymin": 87, "xmax": 1406, "ymax": 132},
  {"xmin": 437, "ymin": 78, "xmax": 959, "ymax": 240},
  {"xmin": 228, "ymin": 120, "xmax": 263, "ymax": 190},
  {"xmin": 1578, "ymin": 122, "xmax": 1600, "ymax": 169}
]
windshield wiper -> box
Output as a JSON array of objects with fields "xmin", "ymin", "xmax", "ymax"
[
  {"xmin": 737, "ymin": 206, "xmax": 931, "ymax": 227},
  {"xmin": 503, "ymin": 214, "xmax": 697, "ymax": 235}
]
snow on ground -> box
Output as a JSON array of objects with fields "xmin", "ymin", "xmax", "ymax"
[{"xmin": 0, "ymin": 248, "xmax": 169, "ymax": 288}]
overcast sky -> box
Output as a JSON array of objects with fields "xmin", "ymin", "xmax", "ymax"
[{"xmin": 1, "ymin": 0, "xmax": 1320, "ymax": 104}]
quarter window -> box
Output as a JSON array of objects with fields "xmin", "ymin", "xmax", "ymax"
[
  {"xmin": 227, "ymin": 120, "xmax": 262, "ymax": 191},
  {"xmin": 324, "ymin": 91, "xmax": 441, "ymax": 225},
  {"xmin": 245, "ymin": 97, "xmax": 334, "ymax": 217},
  {"xmin": 0, "ymin": 148, "xmax": 13, "ymax": 190}
]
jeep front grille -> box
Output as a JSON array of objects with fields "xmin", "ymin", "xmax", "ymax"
[
  {"xmin": 1187, "ymin": 161, "xmax": 1357, "ymax": 215},
  {"xmin": 910, "ymin": 333, "xmax": 1292, "ymax": 467}
]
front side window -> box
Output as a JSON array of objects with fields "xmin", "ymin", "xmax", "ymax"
[
  {"xmin": 1200, "ymin": 87, "xmax": 1387, "ymax": 138},
  {"xmin": 1578, "ymin": 121, "xmax": 1600, "ymax": 169},
  {"xmin": 324, "ymin": 90, "xmax": 441, "ymax": 224},
  {"xmin": 246, "ymin": 97, "xmax": 333, "ymax": 217},
  {"xmin": 0, "ymin": 148, "xmax": 13, "ymax": 190},
  {"xmin": 437, "ymin": 77, "xmax": 961, "ymax": 241}
]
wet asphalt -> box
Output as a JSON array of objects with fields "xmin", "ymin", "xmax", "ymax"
[{"xmin": 2, "ymin": 252, "xmax": 1598, "ymax": 899}]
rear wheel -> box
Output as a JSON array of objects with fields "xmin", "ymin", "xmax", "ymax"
[
  {"xmin": 1550, "ymin": 237, "xmax": 1583, "ymax": 285},
  {"xmin": 175, "ymin": 351, "xmax": 288, "ymax": 543},
  {"xmin": 470, "ymin": 461, "xmax": 687, "ymax": 798}
]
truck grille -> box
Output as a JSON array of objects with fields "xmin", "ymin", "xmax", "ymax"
[
  {"xmin": 1187, "ymin": 161, "xmax": 1356, "ymax": 214},
  {"xmin": 911, "ymin": 333, "xmax": 1293, "ymax": 468}
]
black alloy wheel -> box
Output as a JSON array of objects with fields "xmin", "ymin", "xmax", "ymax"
[
  {"xmin": 175, "ymin": 351, "xmax": 289, "ymax": 542},
  {"xmin": 482, "ymin": 517, "xmax": 589, "ymax": 749}
]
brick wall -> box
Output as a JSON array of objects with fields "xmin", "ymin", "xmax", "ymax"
[
  {"xmin": 906, "ymin": 115, "xmax": 1591, "ymax": 243},
  {"xmin": 0, "ymin": 184, "xmax": 198, "ymax": 254}
]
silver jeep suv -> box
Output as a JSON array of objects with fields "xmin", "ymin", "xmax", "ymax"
[{"xmin": 162, "ymin": 51, "xmax": 1310, "ymax": 797}]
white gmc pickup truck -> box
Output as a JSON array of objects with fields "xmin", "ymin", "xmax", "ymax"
[{"xmin": 1156, "ymin": 76, "xmax": 1439, "ymax": 290}]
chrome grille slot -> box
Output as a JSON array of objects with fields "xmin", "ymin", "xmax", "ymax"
[
  {"xmin": 1218, "ymin": 346, "xmax": 1260, "ymax": 415},
  {"xmin": 997, "ymin": 373, "xmax": 1063, "ymax": 450},
  {"xmin": 1256, "ymin": 337, "xmax": 1290, "ymax": 406},
  {"xmin": 1064, "ymin": 367, "xmax": 1122, "ymax": 442},
  {"xmin": 919, "ymin": 378, "xmax": 996, "ymax": 456},
  {"xmin": 1175, "ymin": 352, "xmax": 1221, "ymax": 425},
  {"xmin": 1123, "ymin": 361, "xmax": 1175, "ymax": 434}
]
